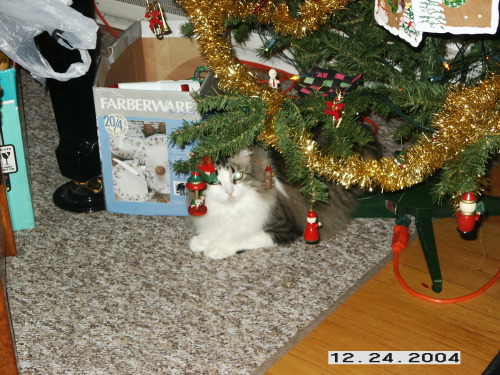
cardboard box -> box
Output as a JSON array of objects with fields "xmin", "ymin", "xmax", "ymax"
[
  {"xmin": 0, "ymin": 68, "xmax": 35, "ymax": 231},
  {"xmin": 93, "ymin": 20, "xmax": 206, "ymax": 216}
]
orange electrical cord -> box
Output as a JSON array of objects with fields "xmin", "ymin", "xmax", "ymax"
[
  {"xmin": 93, "ymin": 2, "xmax": 119, "ymax": 39},
  {"xmin": 391, "ymin": 225, "xmax": 500, "ymax": 304}
]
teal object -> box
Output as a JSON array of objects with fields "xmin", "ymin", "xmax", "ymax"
[
  {"xmin": 0, "ymin": 68, "xmax": 35, "ymax": 231},
  {"xmin": 354, "ymin": 176, "xmax": 500, "ymax": 293}
]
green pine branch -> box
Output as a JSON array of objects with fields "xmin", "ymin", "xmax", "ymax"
[
  {"xmin": 170, "ymin": 91, "xmax": 269, "ymax": 173},
  {"xmin": 172, "ymin": 0, "xmax": 500, "ymax": 202},
  {"xmin": 433, "ymin": 135, "xmax": 500, "ymax": 200}
]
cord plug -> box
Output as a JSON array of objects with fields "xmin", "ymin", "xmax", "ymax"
[{"xmin": 392, "ymin": 224, "xmax": 410, "ymax": 254}]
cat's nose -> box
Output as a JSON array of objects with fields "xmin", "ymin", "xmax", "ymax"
[{"xmin": 226, "ymin": 189, "xmax": 233, "ymax": 196}]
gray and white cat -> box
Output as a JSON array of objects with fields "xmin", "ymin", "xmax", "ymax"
[{"xmin": 189, "ymin": 146, "xmax": 355, "ymax": 259}]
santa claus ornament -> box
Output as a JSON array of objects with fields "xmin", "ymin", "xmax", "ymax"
[
  {"xmin": 456, "ymin": 192, "xmax": 482, "ymax": 235},
  {"xmin": 304, "ymin": 210, "xmax": 321, "ymax": 243}
]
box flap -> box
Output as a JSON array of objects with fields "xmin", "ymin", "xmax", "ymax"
[
  {"xmin": 107, "ymin": 21, "xmax": 142, "ymax": 65},
  {"xmin": 100, "ymin": 35, "xmax": 205, "ymax": 87},
  {"xmin": 141, "ymin": 37, "xmax": 204, "ymax": 81}
]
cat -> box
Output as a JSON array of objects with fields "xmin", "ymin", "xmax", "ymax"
[{"xmin": 188, "ymin": 145, "xmax": 355, "ymax": 259}]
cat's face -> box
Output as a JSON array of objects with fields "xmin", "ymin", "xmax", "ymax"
[{"xmin": 204, "ymin": 149, "xmax": 257, "ymax": 203}]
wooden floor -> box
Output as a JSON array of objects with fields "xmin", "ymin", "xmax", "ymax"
[{"xmin": 265, "ymin": 170, "xmax": 500, "ymax": 374}]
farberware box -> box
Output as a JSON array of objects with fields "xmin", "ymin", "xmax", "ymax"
[{"xmin": 93, "ymin": 20, "xmax": 207, "ymax": 216}]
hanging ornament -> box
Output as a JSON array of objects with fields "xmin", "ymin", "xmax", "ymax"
[
  {"xmin": 456, "ymin": 192, "xmax": 482, "ymax": 234},
  {"xmin": 324, "ymin": 94, "xmax": 345, "ymax": 128},
  {"xmin": 144, "ymin": 0, "xmax": 171, "ymax": 39},
  {"xmin": 186, "ymin": 171, "xmax": 207, "ymax": 216},
  {"xmin": 191, "ymin": 66, "xmax": 210, "ymax": 83},
  {"xmin": 296, "ymin": 67, "xmax": 363, "ymax": 97},
  {"xmin": 393, "ymin": 150, "xmax": 406, "ymax": 168},
  {"xmin": 303, "ymin": 210, "xmax": 321, "ymax": 243},
  {"xmin": 262, "ymin": 164, "xmax": 275, "ymax": 190},
  {"xmin": 268, "ymin": 69, "xmax": 279, "ymax": 89},
  {"xmin": 197, "ymin": 156, "xmax": 218, "ymax": 184}
]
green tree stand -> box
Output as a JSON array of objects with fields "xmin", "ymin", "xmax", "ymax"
[{"xmin": 354, "ymin": 176, "xmax": 500, "ymax": 293}]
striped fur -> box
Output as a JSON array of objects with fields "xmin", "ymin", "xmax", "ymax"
[{"xmin": 188, "ymin": 146, "xmax": 355, "ymax": 259}]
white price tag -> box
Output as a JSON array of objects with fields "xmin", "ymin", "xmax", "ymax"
[{"xmin": 103, "ymin": 114, "xmax": 129, "ymax": 136}]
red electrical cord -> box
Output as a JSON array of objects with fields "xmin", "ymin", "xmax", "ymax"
[
  {"xmin": 93, "ymin": 1, "xmax": 119, "ymax": 39},
  {"xmin": 360, "ymin": 116, "xmax": 379, "ymax": 135},
  {"xmin": 392, "ymin": 228, "xmax": 500, "ymax": 304}
]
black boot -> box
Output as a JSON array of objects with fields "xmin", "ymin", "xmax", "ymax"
[
  {"xmin": 53, "ymin": 178, "xmax": 104, "ymax": 213},
  {"xmin": 36, "ymin": 0, "xmax": 104, "ymax": 212}
]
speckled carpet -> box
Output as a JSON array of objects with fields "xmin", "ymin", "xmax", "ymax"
[{"xmin": 6, "ymin": 65, "xmax": 397, "ymax": 374}]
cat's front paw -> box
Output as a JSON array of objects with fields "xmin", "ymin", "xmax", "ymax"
[
  {"xmin": 189, "ymin": 236, "xmax": 210, "ymax": 253},
  {"xmin": 204, "ymin": 247, "xmax": 238, "ymax": 260}
]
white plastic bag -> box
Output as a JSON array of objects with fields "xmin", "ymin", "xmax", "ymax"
[{"xmin": 0, "ymin": 0, "xmax": 99, "ymax": 82}]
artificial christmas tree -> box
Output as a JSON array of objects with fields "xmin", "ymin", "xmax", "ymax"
[
  {"xmin": 168, "ymin": 0, "xmax": 498, "ymax": 291},
  {"xmin": 171, "ymin": 0, "xmax": 499, "ymax": 211}
]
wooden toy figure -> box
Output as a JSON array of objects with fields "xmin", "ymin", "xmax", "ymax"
[
  {"xmin": 303, "ymin": 210, "xmax": 321, "ymax": 243},
  {"xmin": 187, "ymin": 171, "xmax": 207, "ymax": 216},
  {"xmin": 262, "ymin": 164, "xmax": 275, "ymax": 190},
  {"xmin": 268, "ymin": 68, "xmax": 279, "ymax": 89},
  {"xmin": 456, "ymin": 192, "xmax": 481, "ymax": 234},
  {"xmin": 197, "ymin": 156, "xmax": 217, "ymax": 184}
]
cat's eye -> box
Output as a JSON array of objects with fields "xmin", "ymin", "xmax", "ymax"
[
  {"xmin": 212, "ymin": 178, "xmax": 221, "ymax": 185},
  {"xmin": 233, "ymin": 172, "xmax": 243, "ymax": 181}
]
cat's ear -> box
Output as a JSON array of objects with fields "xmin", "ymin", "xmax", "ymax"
[{"xmin": 232, "ymin": 147, "xmax": 253, "ymax": 165}]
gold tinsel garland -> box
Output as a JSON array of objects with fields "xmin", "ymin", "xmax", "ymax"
[
  {"xmin": 303, "ymin": 75, "xmax": 500, "ymax": 191},
  {"xmin": 175, "ymin": 0, "xmax": 500, "ymax": 194},
  {"xmin": 176, "ymin": 0, "xmax": 351, "ymax": 96}
]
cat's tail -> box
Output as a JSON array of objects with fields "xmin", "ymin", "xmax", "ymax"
[
  {"xmin": 277, "ymin": 181, "xmax": 356, "ymax": 242},
  {"xmin": 315, "ymin": 183, "xmax": 356, "ymax": 239}
]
